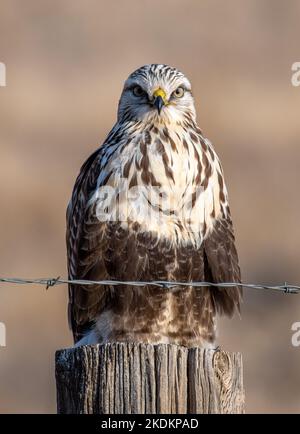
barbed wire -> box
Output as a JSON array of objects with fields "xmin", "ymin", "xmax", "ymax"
[{"xmin": 0, "ymin": 276, "xmax": 299, "ymax": 294}]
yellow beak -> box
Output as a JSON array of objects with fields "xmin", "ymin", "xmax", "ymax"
[
  {"xmin": 153, "ymin": 88, "xmax": 167, "ymax": 101},
  {"xmin": 153, "ymin": 88, "xmax": 167, "ymax": 114}
]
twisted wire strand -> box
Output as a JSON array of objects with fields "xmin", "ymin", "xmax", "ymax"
[{"xmin": 0, "ymin": 277, "xmax": 299, "ymax": 294}]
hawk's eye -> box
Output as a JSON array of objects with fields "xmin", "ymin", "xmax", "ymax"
[
  {"xmin": 172, "ymin": 86, "xmax": 185, "ymax": 98},
  {"xmin": 132, "ymin": 85, "xmax": 145, "ymax": 97}
]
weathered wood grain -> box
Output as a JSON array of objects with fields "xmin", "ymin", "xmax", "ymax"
[{"xmin": 55, "ymin": 343, "xmax": 244, "ymax": 414}]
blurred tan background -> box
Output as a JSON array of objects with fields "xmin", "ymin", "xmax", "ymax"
[{"xmin": 1, "ymin": 0, "xmax": 300, "ymax": 413}]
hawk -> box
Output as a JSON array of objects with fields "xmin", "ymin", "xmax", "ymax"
[{"xmin": 67, "ymin": 64, "xmax": 241, "ymax": 348}]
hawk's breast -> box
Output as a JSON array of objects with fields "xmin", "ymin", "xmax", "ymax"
[{"xmin": 89, "ymin": 123, "xmax": 228, "ymax": 247}]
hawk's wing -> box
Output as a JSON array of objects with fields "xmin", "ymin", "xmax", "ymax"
[
  {"xmin": 204, "ymin": 211, "xmax": 242, "ymax": 316},
  {"xmin": 66, "ymin": 147, "xmax": 149, "ymax": 343},
  {"xmin": 66, "ymin": 148, "xmax": 110, "ymax": 343}
]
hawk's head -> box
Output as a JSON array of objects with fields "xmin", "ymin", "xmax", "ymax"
[{"xmin": 118, "ymin": 64, "xmax": 196, "ymax": 124}]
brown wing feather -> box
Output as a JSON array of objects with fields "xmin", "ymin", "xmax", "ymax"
[
  {"xmin": 67, "ymin": 155, "xmax": 151, "ymax": 343},
  {"xmin": 203, "ymin": 211, "xmax": 242, "ymax": 317},
  {"xmin": 66, "ymin": 148, "xmax": 109, "ymax": 342}
]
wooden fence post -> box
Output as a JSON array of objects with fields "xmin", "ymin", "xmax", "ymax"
[{"xmin": 55, "ymin": 343, "xmax": 245, "ymax": 414}]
